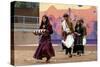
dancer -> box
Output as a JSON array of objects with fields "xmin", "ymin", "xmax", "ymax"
[
  {"xmin": 33, "ymin": 15, "xmax": 55, "ymax": 63},
  {"xmin": 61, "ymin": 14, "xmax": 74, "ymax": 58},
  {"xmin": 73, "ymin": 19, "xmax": 87, "ymax": 56}
]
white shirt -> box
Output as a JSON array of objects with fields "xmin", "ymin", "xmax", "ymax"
[{"xmin": 61, "ymin": 20, "xmax": 71, "ymax": 33}]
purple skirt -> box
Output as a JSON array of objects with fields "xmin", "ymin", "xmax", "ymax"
[{"xmin": 33, "ymin": 35, "xmax": 55, "ymax": 60}]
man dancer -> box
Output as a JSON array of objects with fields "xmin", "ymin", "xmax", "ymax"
[{"xmin": 61, "ymin": 14, "xmax": 74, "ymax": 58}]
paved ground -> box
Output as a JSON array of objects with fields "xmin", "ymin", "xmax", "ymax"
[{"xmin": 13, "ymin": 45, "xmax": 97, "ymax": 66}]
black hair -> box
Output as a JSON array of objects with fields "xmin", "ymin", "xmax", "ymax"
[
  {"xmin": 79, "ymin": 19, "xmax": 84, "ymax": 24},
  {"xmin": 75, "ymin": 19, "xmax": 82, "ymax": 29},
  {"xmin": 63, "ymin": 13, "xmax": 69, "ymax": 18},
  {"xmin": 40, "ymin": 15, "xmax": 51, "ymax": 29}
]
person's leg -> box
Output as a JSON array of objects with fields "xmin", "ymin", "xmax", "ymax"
[
  {"xmin": 65, "ymin": 47, "xmax": 68, "ymax": 55},
  {"xmin": 77, "ymin": 36, "xmax": 83, "ymax": 56},
  {"xmin": 77, "ymin": 51, "xmax": 81, "ymax": 56},
  {"xmin": 73, "ymin": 36, "xmax": 78, "ymax": 56},
  {"xmin": 76, "ymin": 45, "xmax": 79, "ymax": 56},
  {"xmin": 81, "ymin": 45, "xmax": 84, "ymax": 55},
  {"xmin": 80, "ymin": 37, "xmax": 84, "ymax": 55},
  {"xmin": 83, "ymin": 46, "xmax": 85, "ymax": 54},
  {"xmin": 68, "ymin": 48, "xmax": 72, "ymax": 58},
  {"xmin": 46, "ymin": 57, "xmax": 51, "ymax": 63},
  {"xmin": 76, "ymin": 45, "xmax": 81, "ymax": 56},
  {"xmin": 73, "ymin": 45, "xmax": 77, "ymax": 56}
]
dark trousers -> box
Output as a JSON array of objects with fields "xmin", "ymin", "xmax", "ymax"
[
  {"xmin": 62, "ymin": 43, "xmax": 72, "ymax": 55},
  {"xmin": 73, "ymin": 35, "xmax": 85, "ymax": 55},
  {"xmin": 81, "ymin": 45, "xmax": 84, "ymax": 54},
  {"xmin": 73, "ymin": 45, "xmax": 84, "ymax": 55},
  {"xmin": 65, "ymin": 47, "xmax": 72, "ymax": 55},
  {"xmin": 62, "ymin": 43, "xmax": 66, "ymax": 50}
]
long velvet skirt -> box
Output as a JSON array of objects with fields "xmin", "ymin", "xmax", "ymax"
[
  {"xmin": 33, "ymin": 35, "xmax": 55, "ymax": 60},
  {"xmin": 73, "ymin": 36, "xmax": 84, "ymax": 54}
]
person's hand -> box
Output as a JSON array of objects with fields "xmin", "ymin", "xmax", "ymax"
[
  {"xmin": 74, "ymin": 32, "xmax": 78, "ymax": 34},
  {"xmin": 77, "ymin": 33, "xmax": 81, "ymax": 36},
  {"xmin": 41, "ymin": 29, "xmax": 46, "ymax": 33},
  {"xmin": 72, "ymin": 32, "xmax": 75, "ymax": 36},
  {"xmin": 74, "ymin": 32, "xmax": 80, "ymax": 36},
  {"xmin": 33, "ymin": 31, "xmax": 38, "ymax": 35},
  {"xmin": 33, "ymin": 30, "xmax": 39, "ymax": 35}
]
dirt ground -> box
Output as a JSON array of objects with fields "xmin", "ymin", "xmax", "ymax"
[{"xmin": 13, "ymin": 44, "xmax": 97, "ymax": 66}]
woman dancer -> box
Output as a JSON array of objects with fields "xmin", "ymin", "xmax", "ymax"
[
  {"xmin": 73, "ymin": 19, "xmax": 86, "ymax": 56},
  {"xmin": 33, "ymin": 15, "xmax": 55, "ymax": 63}
]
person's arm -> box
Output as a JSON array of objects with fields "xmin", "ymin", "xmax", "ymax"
[
  {"xmin": 71, "ymin": 22, "xmax": 74, "ymax": 33},
  {"xmin": 61, "ymin": 21, "xmax": 67, "ymax": 40},
  {"xmin": 83, "ymin": 26, "xmax": 87, "ymax": 36},
  {"xmin": 69, "ymin": 22, "xmax": 75, "ymax": 36},
  {"xmin": 61, "ymin": 26, "xmax": 65, "ymax": 40},
  {"xmin": 74, "ymin": 26, "xmax": 78, "ymax": 35},
  {"xmin": 43, "ymin": 25, "xmax": 53, "ymax": 36},
  {"xmin": 80, "ymin": 26, "xmax": 87, "ymax": 36},
  {"xmin": 47, "ymin": 25, "xmax": 53, "ymax": 34},
  {"xmin": 74, "ymin": 26, "xmax": 81, "ymax": 36}
]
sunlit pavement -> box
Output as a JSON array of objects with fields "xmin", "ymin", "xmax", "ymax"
[{"xmin": 13, "ymin": 44, "xmax": 97, "ymax": 66}]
